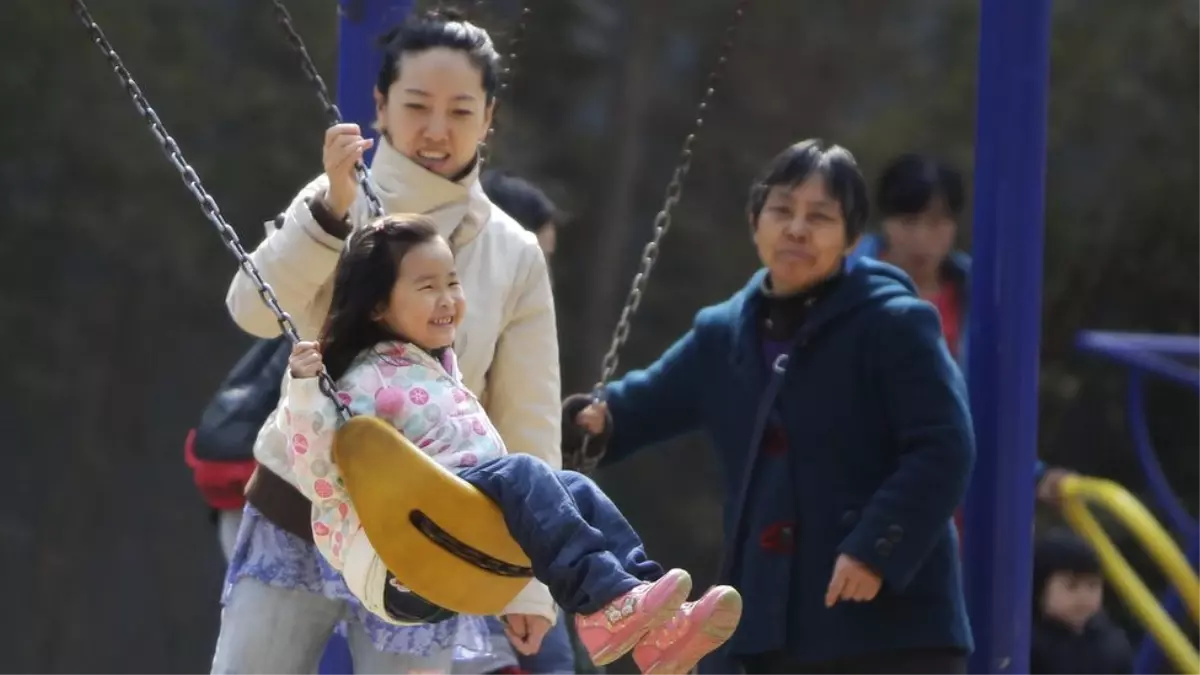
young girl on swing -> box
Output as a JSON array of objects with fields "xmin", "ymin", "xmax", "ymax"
[{"xmin": 281, "ymin": 213, "xmax": 742, "ymax": 675}]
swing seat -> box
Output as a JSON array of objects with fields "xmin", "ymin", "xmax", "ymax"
[{"xmin": 333, "ymin": 416, "xmax": 534, "ymax": 616}]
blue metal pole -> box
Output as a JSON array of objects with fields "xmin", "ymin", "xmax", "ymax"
[
  {"xmin": 318, "ymin": 7, "xmax": 415, "ymax": 674},
  {"xmin": 337, "ymin": 0, "xmax": 415, "ymax": 163},
  {"xmin": 962, "ymin": 0, "xmax": 1052, "ymax": 672}
]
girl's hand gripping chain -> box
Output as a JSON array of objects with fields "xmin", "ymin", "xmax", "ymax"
[{"xmin": 289, "ymin": 341, "xmax": 324, "ymax": 379}]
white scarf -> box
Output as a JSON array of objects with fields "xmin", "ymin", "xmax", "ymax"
[{"xmin": 368, "ymin": 139, "xmax": 491, "ymax": 250}]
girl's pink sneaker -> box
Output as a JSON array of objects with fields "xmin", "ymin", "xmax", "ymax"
[
  {"xmin": 574, "ymin": 569, "xmax": 693, "ymax": 666},
  {"xmin": 631, "ymin": 585, "xmax": 743, "ymax": 675}
]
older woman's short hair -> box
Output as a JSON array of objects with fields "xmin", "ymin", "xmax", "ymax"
[{"xmin": 746, "ymin": 139, "xmax": 869, "ymax": 240}]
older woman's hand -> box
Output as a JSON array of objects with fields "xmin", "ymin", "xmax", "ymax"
[
  {"xmin": 825, "ymin": 554, "xmax": 882, "ymax": 607},
  {"xmin": 575, "ymin": 401, "xmax": 609, "ymax": 434}
]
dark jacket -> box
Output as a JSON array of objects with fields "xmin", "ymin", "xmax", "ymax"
[
  {"xmin": 598, "ymin": 257, "xmax": 976, "ymax": 665},
  {"xmin": 849, "ymin": 236, "xmax": 1051, "ymax": 483},
  {"xmin": 1030, "ymin": 612, "xmax": 1133, "ymax": 674},
  {"xmin": 850, "ymin": 234, "xmax": 971, "ymax": 366}
]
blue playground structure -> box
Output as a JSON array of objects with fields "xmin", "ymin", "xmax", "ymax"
[
  {"xmin": 959, "ymin": 0, "xmax": 1051, "ymax": 670},
  {"xmin": 1071, "ymin": 332, "xmax": 1200, "ymax": 674}
]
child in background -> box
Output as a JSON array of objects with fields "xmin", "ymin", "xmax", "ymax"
[
  {"xmin": 1030, "ymin": 528, "xmax": 1133, "ymax": 674},
  {"xmin": 283, "ymin": 214, "xmax": 743, "ymax": 674}
]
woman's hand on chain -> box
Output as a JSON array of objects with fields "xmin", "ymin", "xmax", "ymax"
[{"xmin": 322, "ymin": 123, "xmax": 372, "ymax": 219}]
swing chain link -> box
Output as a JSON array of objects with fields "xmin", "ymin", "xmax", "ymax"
[
  {"xmin": 478, "ymin": 3, "xmax": 533, "ymax": 165},
  {"xmin": 572, "ymin": 0, "xmax": 752, "ymax": 474},
  {"xmin": 270, "ymin": 0, "xmax": 385, "ymax": 219},
  {"xmin": 72, "ymin": 0, "xmax": 352, "ymax": 420}
]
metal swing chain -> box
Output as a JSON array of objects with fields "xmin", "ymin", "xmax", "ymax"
[
  {"xmin": 571, "ymin": 0, "xmax": 752, "ymax": 474},
  {"xmin": 71, "ymin": 0, "xmax": 353, "ymax": 420},
  {"xmin": 473, "ymin": 1, "xmax": 534, "ymax": 165},
  {"xmin": 269, "ymin": 0, "xmax": 385, "ymax": 219}
]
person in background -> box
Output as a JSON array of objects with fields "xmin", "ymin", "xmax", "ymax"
[
  {"xmin": 184, "ymin": 431, "xmax": 257, "ymax": 561},
  {"xmin": 851, "ymin": 153, "xmax": 1078, "ymax": 518},
  {"xmin": 482, "ymin": 170, "xmax": 560, "ymax": 261},
  {"xmin": 1030, "ymin": 529, "xmax": 1132, "ymax": 674},
  {"xmin": 853, "ymin": 153, "xmax": 969, "ymax": 363}
]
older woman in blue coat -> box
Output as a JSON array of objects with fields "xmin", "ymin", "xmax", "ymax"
[{"xmin": 563, "ymin": 140, "xmax": 975, "ymax": 673}]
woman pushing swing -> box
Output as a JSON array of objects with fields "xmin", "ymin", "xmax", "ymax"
[
  {"xmin": 283, "ymin": 214, "xmax": 742, "ymax": 675},
  {"xmin": 211, "ymin": 9, "xmax": 566, "ymax": 673}
]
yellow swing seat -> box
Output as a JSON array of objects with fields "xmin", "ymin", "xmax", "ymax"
[{"xmin": 333, "ymin": 416, "xmax": 534, "ymax": 616}]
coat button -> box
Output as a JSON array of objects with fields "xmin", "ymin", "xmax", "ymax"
[
  {"xmin": 762, "ymin": 425, "xmax": 787, "ymax": 456},
  {"xmin": 886, "ymin": 524, "xmax": 904, "ymax": 543},
  {"xmin": 759, "ymin": 521, "xmax": 796, "ymax": 554},
  {"xmin": 841, "ymin": 510, "xmax": 858, "ymax": 527},
  {"xmin": 875, "ymin": 537, "xmax": 893, "ymax": 557}
]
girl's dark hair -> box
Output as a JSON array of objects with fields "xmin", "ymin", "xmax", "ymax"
[
  {"xmin": 747, "ymin": 139, "xmax": 869, "ymax": 241},
  {"xmin": 320, "ymin": 214, "xmax": 442, "ymax": 381},
  {"xmin": 481, "ymin": 170, "xmax": 558, "ymax": 233},
  {"xmin": 376, "ymin": 7, "xmax": 501, "ymax": 102},
  {"xmin": 876, "ymin": 153, "xmax": 965, "ymax": 219},
  {"xmin": 1032, "ymin": 528, "xmax": 1102, "ymax": 606}
]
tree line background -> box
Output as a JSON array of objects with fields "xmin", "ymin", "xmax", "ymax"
[{"xmin": 1, "ymin": 0, "xmax": 1195, "ymax": 671}]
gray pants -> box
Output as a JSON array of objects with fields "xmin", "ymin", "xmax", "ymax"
[{"xmin": 211, "ymin": 577, "xmax": 456, "ymax": 674}]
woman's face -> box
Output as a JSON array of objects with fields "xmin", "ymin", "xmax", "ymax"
[
  {"xmin": 375, "ymin": 47, "xmax": 494, "ymax": 179},
  {"xmin": 880, "ymin": 198, "xmax": 957, "ymax": 278},
  {"xmin": 752, "ymin": 176, "xmax": 857, "ymax": 295}
]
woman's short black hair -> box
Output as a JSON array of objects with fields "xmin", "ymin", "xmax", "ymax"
[
  {"xmin": 876, "ymin": 153, "xmax": 965, "ymax": 219},
  {"xmin": 376, "ymin": 7, "xmax": 501, "ymax": 102},
  {"xmin": 747, "ymin": 139, "xmax": 869, "ymax": 241},
  {"xmin": 481, "ymin": 170, "xmax": 558, "ymax": 233}
]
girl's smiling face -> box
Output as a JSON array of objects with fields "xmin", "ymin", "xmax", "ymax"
[{"xmin": 375, "ymin": 237, "xmax": 466, "ymax": 350}]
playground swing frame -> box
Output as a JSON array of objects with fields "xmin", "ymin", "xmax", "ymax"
[{"xmin": 1071, "ymin": 331, "xmax": 1200, "ymax": 674}]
